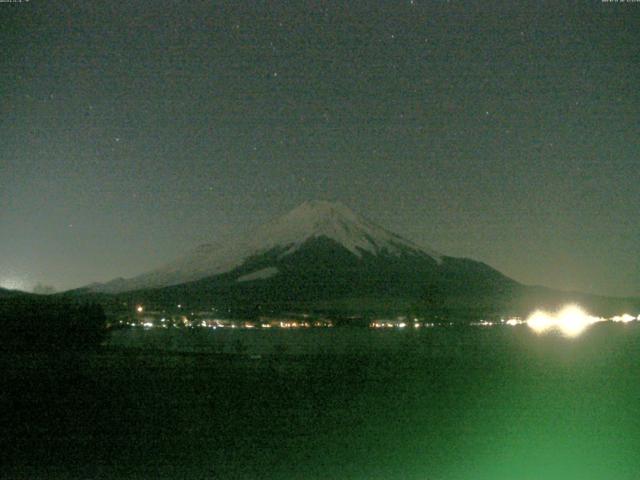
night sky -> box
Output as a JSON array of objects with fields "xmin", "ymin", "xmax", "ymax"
[{"xmin": 1, "ymin": 1, "xmax": 638, "ymax": 297}]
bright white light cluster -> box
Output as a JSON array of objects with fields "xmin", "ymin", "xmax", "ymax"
[
  {"xmin": 611, "ymin": 313, "xmax": 637, "ymax": 323},
  {"xmin": 526, "ymin": 305, "xmax": 639, "ymax": 337},
  {"xmin": 505, "ymin": 318, "xmax": 524, "ymax": 326}
]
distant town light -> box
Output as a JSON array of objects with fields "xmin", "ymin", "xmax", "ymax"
[
  {"xmin": 136, "ymin": 305, "xmax": 144, "ymax": 313},
  {"xmin": 527, "ymin": 310, "xmax": 555, "ymax": 334}
]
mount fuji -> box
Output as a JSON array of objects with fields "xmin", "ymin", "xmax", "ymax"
[
  {"xmin": 80, "ymin": 201, "xmax": 528, "ymax": 316},
  {"xmin": 91, "ymin": 200, "xmax": 448, "ymax": 294}
]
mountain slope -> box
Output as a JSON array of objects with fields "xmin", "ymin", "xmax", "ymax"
[{"xmin": 126, "ymin": 234, "xmax": 519, "ymax": 317}]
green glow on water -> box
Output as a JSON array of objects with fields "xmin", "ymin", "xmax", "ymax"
[
  {"xmin": 272, "ymin": 325, "xmax": 640, "ymax": 480},
  {"xmin": 8, "ymin": 323, "xmax": 638, "ymax": 479},
  {"xmin": 411, "ymin": 327, "xmax": 640, "ymax": 480}
]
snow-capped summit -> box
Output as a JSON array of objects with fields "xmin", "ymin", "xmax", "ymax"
[
  {"xmin": 88, "ymin": 200, "xmax": 442, "ymax": 293},
  {"xmin": 244, "ymin": 200, "xmax": 441, "ymax": 260}
]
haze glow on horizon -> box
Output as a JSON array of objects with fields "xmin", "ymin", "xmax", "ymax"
[{"xmin": 0, "ymin": 277, "xmax": 28, "ymax": 292}]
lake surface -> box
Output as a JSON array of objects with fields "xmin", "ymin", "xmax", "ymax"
[{"xmin": 3, "ymin": 323, "xmax": 640, "ymax": 479}]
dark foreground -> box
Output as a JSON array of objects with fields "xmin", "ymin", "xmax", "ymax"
[{"xmin": 2, "ymin": 324, "xmax": 640, "ymax": 479}]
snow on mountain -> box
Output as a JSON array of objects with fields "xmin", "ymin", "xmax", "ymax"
[
  {"xmin": 90, "ymin": 200, "xmax": 442, "ymax": 293},
  {"xmin": 253, "ymin": 200, "xmax": 441, "ymax": 259},
  {"xmin": 237, "ymin": 267, "xmax": 279, "ymax": 282}
]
